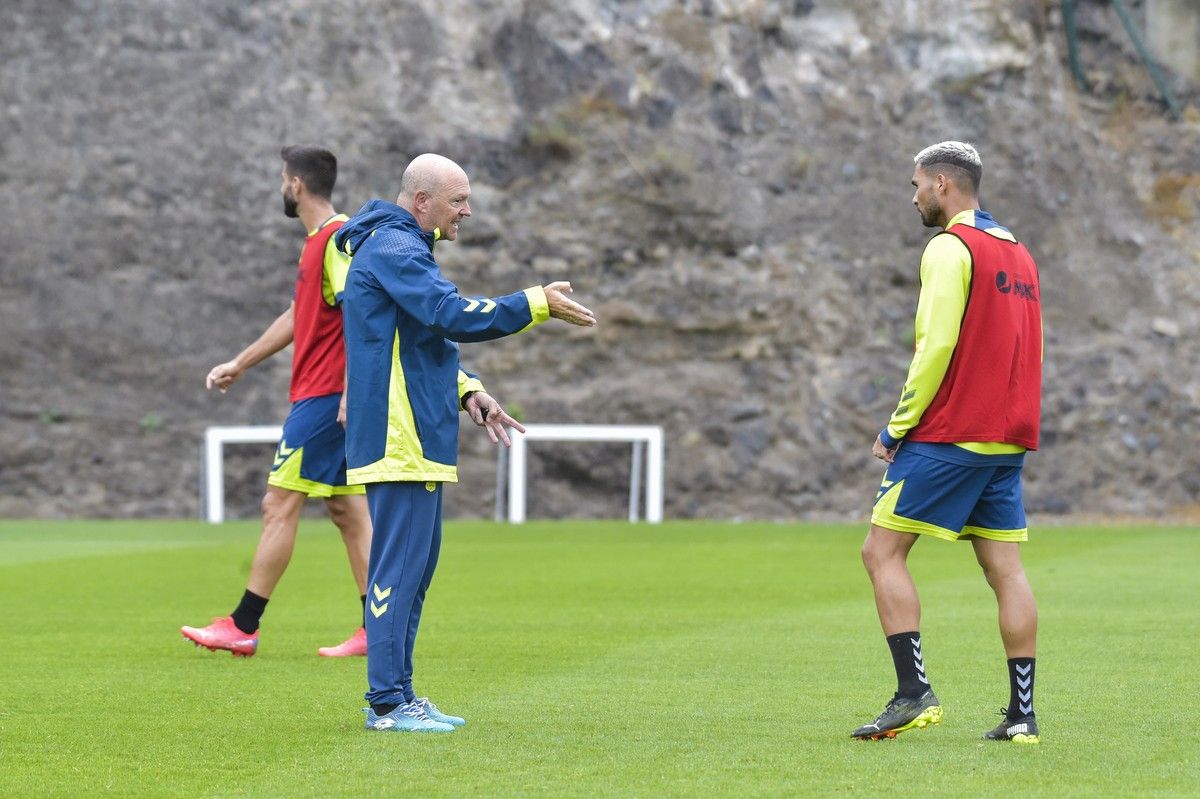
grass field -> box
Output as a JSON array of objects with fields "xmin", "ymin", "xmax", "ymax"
[{"xmin": 1, "ymin": 519, "xmax": 1198, "ymax": 797}]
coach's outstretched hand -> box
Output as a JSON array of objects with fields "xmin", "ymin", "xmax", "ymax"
[
  {"xmin": 206, "ymin": 361, "xmax": 244, "ymax": 393},
  {"xmin": 544, "ymin": 281, "xmax": 596, "ymax": 327},
  {"xmin": 464, "ymin": 391, "xmax": 526, "ymax": 447}
]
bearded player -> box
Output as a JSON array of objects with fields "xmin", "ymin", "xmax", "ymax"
[
  {"xmin": 853, "ymin": 141, "xmax": 1043, "ymax": 744},
  {"xmin": 182, "ymin": 145, "xmax": 371, "ymax": 658}
]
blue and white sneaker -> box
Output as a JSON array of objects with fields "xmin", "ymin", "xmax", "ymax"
[
  {"xmin": 363, "ymin": 702, "xmax": 455, "ymax": 733},
  {"xmin": 414, "ymin": 697, "xmax": 466, "ymax": 727}
]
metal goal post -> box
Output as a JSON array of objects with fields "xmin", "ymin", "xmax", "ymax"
[
  {"xmin": 505, "ymin": 424, "xmax": 664, "ymax": 524},
  {"xmin": 202, "ymin": 423, "xmax": 665, "ymax": 524},
  {"xmin": 202, "ymin": 425, "xmax": 282, "ymax": 523}
]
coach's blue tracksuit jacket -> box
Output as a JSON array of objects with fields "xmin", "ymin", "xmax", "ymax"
[{"xmin": 335, "ymin": 200, "xmax": 549, "ymax": 484}]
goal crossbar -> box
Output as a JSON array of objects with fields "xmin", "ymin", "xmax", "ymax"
[
  {"xmin": 202, "ymin": 423, "xmax": 666, "ymax": 524},
  {"xmin": 203, "ymin": 425, "xmax": 282, "ymax": 523},
  {"xmin": 506, "ymin": 424, "xmax": 664, "ymax": 524}
]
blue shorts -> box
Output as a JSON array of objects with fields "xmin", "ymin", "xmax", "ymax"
[
  {"xmin": 267, "ymin": 394, "xmax": 364, "ymax": 498},
  {"xmin": 871, "ymin": 442, "xmax": 1028, "ymax": 542}
]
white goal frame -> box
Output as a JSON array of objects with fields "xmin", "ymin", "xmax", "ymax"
[
  {"xmin": 202, "ymin": 423, "xmax": 666, "ymax": 525},
  {"xmin": 203, "ymin": 425, "xmax": 283, "ymax": 523},
  {"xmin": 506, "ymin": 424, "xmax": 664, "ymax": 524}
]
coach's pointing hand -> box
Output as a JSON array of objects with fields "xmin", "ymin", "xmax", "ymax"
[
  {"xmin": 544, "ymin": 281, "xmax": 596, "ymax": 327},
  {"xmin": 464, "ymin": 391, "xmax": 526, "ymax": 447}
]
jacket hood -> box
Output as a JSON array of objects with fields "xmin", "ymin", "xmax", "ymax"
[{"xmin": 335, "ymin": 199, "xmax": 431, "ymax": 256}]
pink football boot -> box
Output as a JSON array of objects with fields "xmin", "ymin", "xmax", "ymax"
[
  {"xmin": 318, "ymin": 626, "xmax": 367, "ymax": 657},
  {"xmin": 181, "ymin": 616, "xmax": 259, "ymax": 657}
]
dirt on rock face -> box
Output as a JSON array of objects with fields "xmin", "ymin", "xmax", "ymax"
[{"xmin": 2, "ymin": 0, "xmax": 1198, "ymax": 521}]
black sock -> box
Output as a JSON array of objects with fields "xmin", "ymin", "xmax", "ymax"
[
  {"xmin": 230, "ymin": 590, "xmax": 268, "ymax": 634},
  {"xmin": 360, "ymin": 594, "xmax": 367, "ymax": 626},
  {"xmin": 1006, "ymin": 657, "xmax": 1036, "ymax": 719},
  {"xmin": 886, "ymin": 631, "xmax": 931, "ymax": 698},
  {"xmin": 372, "ymin": 703, "xmax": 399, "ymax": 716}
]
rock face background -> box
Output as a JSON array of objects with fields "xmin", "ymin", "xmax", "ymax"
[{"xmin": 2, "ymin": 0, "xmax": 1199, "ymax": 521}]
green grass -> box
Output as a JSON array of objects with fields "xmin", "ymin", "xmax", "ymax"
[{"xmin": 1, "ymin": 520, "xmax": 1198, "ymax": 797}]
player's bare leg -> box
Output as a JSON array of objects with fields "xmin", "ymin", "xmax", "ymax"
[
  {"xmin": 318, "ymin": 493, "xmax": 372, "ymax": 657},
  {"xmin": 325, "ymin": 494, "xmax": 370, "ymax": 595},
  {"xmin": 861, "ymin": 525, "xmax": 921, "ymax": 635},
  {"xmin": 180, "ymin": 486, "xmax": 305, "ymax": 655},
  {"xmin": 972, "ymin": 538, "xmax": 1037, "ymax": 657},
  {"xmin": 853, "ymin": 525, "xmax": 941, "ymax": 740},
  {"xmin": 974, "ymin": 537, "xmax": 1040, "ymax": 743},
  {"xmin": 246, "ymin": 486, "xmax": 308, "ymax": 597}
]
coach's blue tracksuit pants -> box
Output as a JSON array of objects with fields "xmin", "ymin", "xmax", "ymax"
[{"xmin": 364, "ymin": 481, "xmax": 443, "ymax": 706}]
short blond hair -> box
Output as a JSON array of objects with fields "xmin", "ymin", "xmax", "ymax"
[{"xmin": 914, "ymin": 141, "xmax": 982, "ymax": 192}]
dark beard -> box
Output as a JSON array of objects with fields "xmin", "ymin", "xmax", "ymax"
[
  {"xmin": 282, "ymin": 194, "xmax": 298, "ymax": 218},
  {"xmin": 919, "ymin": 202, "xmax": 941, "ymax": 228}
]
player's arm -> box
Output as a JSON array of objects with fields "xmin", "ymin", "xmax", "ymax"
[
  {"xmin": 323, "ymin": 232, "xmax": 352, "ymax": 307},
  {"xmin": 323, "ymin": 236, "xmax": 352, "ymax": 424},
  {"xmin": 372, "ymin": 235, "xmax": 595, "ymax": 341},
  {"xmin": 206, "ymin": 303, "xmax": 295, "ymax": 393},
  {"xmin": 877, "ymin": 234, "xmax": 971, "ymax": 450}
]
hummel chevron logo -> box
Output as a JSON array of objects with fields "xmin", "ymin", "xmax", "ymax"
[
  {"xmin": 875, "ymin": 478, "xmax": 903, "ymax": 502},
  {"xmin": 1017, "ymin": 676, "xmax": 1031, "ymax": 690},
  {"xmin": 273, "ymin": 441, "xmax": 296, "ymax": 467},
  {"xmin": 912, "ymin": 639, "xmax": 929, "ymax": 683},
  {"xmin": 1019, "ymin": 690, "xmax": 1032, "ymax": 703},
  {"xmin": 1019, "ymin": 702, "xmax": 1033, "ymax": 715},
  {"xmin": 1015, "ymin": 664, "xmax": 1032, "ymax": 676},
  {"xmin": 370, "ymin": 584, "xmax": 391, "ymax": 618},
  {"xmin": 463, "ymin": 298, "xmax": 497, "ymax": 313}
]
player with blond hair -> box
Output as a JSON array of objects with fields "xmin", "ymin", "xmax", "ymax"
[{"xmin": 853, "ymin": 141, "xmax": 1043, "ymax": 744}]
